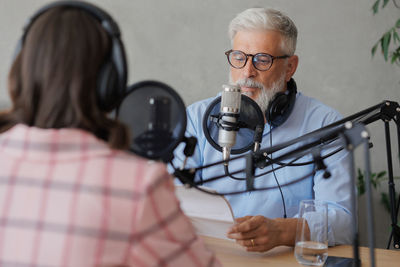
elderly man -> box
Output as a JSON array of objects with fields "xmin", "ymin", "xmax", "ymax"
[{"xmin": 173, "ymin": 7, "xmax": 352, "ymax": 252}]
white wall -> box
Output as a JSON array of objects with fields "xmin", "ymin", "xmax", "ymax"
[{"xmin": 0, "ymin": 0, "xmax": 399, "ymax": 248}]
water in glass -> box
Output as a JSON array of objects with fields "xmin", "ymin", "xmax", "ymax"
[{"xmin": 295, "ymin": 240, "xmax": 328, "ymax": 266}]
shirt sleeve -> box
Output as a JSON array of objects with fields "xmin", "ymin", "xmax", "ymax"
[
  {"xmin": 308, "ymin": 111, "xmax": 353, "ymax": 246},
  {"xmin": 129, "ymin": 163, "xmax": 221, "ymax": 267},
  {"xmin": 312, "ymin": 143, "xmax": 353, "ymax": 246}
]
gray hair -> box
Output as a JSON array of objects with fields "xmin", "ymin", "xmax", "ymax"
[{"xmin": 228, "ymin": 8, "xmax": 298, "ymax": 55}]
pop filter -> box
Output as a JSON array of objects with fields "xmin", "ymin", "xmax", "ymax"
[
  {"xmin": 116, "ymin": 80, "xmax": 186, "ymax": 162},
  {"xmin": 202, "ymin": 94, "xmax": 264, "ymax": 154}
]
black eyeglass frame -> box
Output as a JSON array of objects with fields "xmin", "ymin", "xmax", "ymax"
[{"xmin": 225, "ymin": 49, "xmax": 291, "ymax": 71}]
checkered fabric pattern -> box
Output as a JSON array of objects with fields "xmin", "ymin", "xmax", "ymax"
[{"xmin": 0, "ymin": 124, "xmax": 219, "ymax": 267}]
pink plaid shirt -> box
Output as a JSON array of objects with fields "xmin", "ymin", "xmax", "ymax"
[{"xmin": 0, "ymin": 124, "xmax": 220, "ymax": 267}]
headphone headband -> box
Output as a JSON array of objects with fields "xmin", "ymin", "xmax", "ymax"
[{"xmin": 15, "ymin": 0, "xmax": 127, "ymax": 112}]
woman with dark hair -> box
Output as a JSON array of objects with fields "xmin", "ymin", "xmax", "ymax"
[{"xmin": 0, "ymin": 4, "xmax": 219, "ymax": 267}]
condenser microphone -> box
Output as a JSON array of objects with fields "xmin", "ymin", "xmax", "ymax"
[
  {"xmin": 148, "ymin": 96, "xmax": 171, "ymax": 132},
  {"xmin": 218, "ymin": 84, "xmax": 241, "ymax": 165},
  {"xmin": 134, "ymin": 96, "xmax": 173, "ymax": 157}
]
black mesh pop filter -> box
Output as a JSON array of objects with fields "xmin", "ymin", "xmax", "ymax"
[
  {"xmin": 116, "ymin": 80, "xmax": 186, "ymax": 162},
  {"xmin": 202, "ymin": 94, "xmax": 264, "ymax": 154}
]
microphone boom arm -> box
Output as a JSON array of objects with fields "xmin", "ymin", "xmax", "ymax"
[{"xmin": 173, "ymin": 100, "xmax": 400, "ymax": 259}]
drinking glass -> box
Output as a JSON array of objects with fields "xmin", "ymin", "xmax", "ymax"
[{"xmin": 294, "ymin": 200, "xmax": 328, "ymax": 266}]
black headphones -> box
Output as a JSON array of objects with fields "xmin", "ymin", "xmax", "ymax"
[
  {"xmin": 13, "ymin": 0, "xmax": 127, "ymax": 112},
  {"xmin": 265, "ymin": 78, "xmax": 297, "ymax": 127}
]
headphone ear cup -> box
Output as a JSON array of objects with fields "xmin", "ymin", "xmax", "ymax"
[
  {"xmin": 96, "ymin": 38, "xmax": 127, "ymax": 112},
  {"xmin": 265, "ymin": 78, "xmax": 297, "ymax": 128},
  {"xmin": 97, "ymin": 62, "xmax": 119, "ymax": 112},
  {"xmin": 265, "ymin": 92, "xmax": 288, "ymax": 126}
]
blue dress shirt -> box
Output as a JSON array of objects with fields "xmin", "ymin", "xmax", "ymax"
[{"xmin": 172, "ymin": 92, "xmax": 353, "ymax": 246}]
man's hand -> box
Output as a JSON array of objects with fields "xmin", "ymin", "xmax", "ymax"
[{"xmin": 226, "ymin": 215, "xmax": 300, "ymax": 252}]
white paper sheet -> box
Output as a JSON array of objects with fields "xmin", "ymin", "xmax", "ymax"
[{"xmin": 175, "ymin": 185, "xmax": 235, "ymax": 240}]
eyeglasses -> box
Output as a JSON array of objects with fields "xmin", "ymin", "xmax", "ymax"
[{"xmin": 225, "ymin": 50, "xmax": 290, "ymax": 71}]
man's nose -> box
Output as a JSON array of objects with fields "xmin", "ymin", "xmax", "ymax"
[{"xmin": 242, "ymin": 58, "xmax": 257, "ymax": 78}]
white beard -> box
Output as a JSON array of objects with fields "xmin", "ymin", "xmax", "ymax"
[{"xmin": 229, "ymin": 75, "xmax": 286, "ymax": 114}]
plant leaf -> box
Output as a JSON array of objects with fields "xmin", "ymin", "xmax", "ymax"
[
  {"xmin": 393, "ymin": 30, "xmax": 400, "ymax": 44},
  {"xmin": 372, "ymin": 43, "xmax": 378, "ymax": 57},
  {"xmin": 380, "ymin": 192, "xmax": 391, "ymax": 213},
  {"xmin": 392, "ymin": 52, "xmax": 400, "ymax": 64},
  {"xmin": 377, "ymin": 171, "xmax": 387, "ymax": 178},
  {"xmin": 383, "ymin": 0, "xmax": 389, "ymax": 8},
  {"xmin": 396, "ymin": 18, "xmax": 400, "ymax": 28},
  {"xmin": 372, "ymin": 0, "xmax": 380, "ymax": 14},
  {"xmin": 382, "ymin": 32, "xmax": 392, "ymax": 61},
  {"xmin": 372, "ymin": 179, "xmax": 378, "ymax": 189}
]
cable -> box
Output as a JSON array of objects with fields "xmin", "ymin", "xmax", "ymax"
[
  {"xmin": 262, "ymin": 145, "xmax": 342, "ymax": 167},
  {"xmin": 269, "ymin": 124, "xmax": 287, "ymax": 218},
  {"xmin": 175, "ymin": 168, "xmax": 317, "ymax": 196},
  {"xmin": 197, "ymin": 138, "xmax": 344, "ymax": 185},
  {"xmin": 223, "ymin": 153, "xmax": 307, "ymax": 181},
  {"xmin": 224, "ymin": 165, "xmax": 246, "ymax": 180},
  {"xmin": 222, "ymin": 130, "xmax": 344, "ymax": 181}
]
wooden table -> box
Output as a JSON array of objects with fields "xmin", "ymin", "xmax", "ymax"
[{"xmin": 201, "ymin": 235, "xmax": 400, "ymax": 266}]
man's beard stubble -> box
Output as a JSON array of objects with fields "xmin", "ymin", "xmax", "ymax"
[{"xmin": 229, "ymin": 74, "xmax": 286, "ymax": 114}]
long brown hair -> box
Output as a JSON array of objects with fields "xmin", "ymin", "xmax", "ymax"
[{"xmin": 1, "ymin": 7, "xmax": 129, "ymax": 149}]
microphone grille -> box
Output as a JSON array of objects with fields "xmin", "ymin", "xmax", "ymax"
[{"xmin": 221, "ymin": 84, "xmax": 241, "ymax": 113}]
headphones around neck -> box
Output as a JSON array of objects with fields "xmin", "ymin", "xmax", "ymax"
[
  {"xmin": 265, "ymin": 78, "xmax": 297, "ymax": 128},
  {"xmin": 13, "ymin": 0, "xmax": 127, "ymax": 112}
]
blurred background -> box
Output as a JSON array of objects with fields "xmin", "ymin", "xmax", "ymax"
[{"xmin": 0, "ymin": 0, "xmax": 399, "ymax": 248}]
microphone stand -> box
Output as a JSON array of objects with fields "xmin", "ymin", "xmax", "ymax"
[
  {"xmin": 360, "ymin": 102, "xmax": 400, "ymax": 249},
  {"xmin": 341, "ymin": 123, "xmax": 375, "ymax": 267}
]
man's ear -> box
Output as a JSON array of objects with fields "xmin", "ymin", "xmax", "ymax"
[{"xmin": 285, "ymin": 55, "xmax": 299, "ymax": 82}]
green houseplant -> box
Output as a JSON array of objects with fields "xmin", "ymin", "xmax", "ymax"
[
  {"xmin": 356, "ymin": 169, "xmax": 399, "ymax": 213},
  {"xmin": 371, "ymin": 0, "xmax": 400, "ymax": 65}
]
